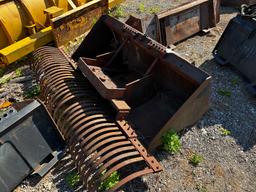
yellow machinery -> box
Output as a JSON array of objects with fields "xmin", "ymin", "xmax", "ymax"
[{"xmin": 0, "ymin": 0, "xmax": 123, "ymax": 67}]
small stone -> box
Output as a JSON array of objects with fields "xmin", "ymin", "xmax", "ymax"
[{"xmin": 201, "ymin": 128, "xmax": 207, "ymax": 135}]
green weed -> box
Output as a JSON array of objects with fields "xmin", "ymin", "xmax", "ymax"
[
  {"xmin": 138, "ymin": 3, "xmax": 146, "ymax": 13},
  {"xmin": 25, "ymin": 85, "xmax": 40, "ymax": 98},
  {"xmin": 148, "ymin": 6, "xmax": 160, "ymax": 14},
  {"xmin": 0, "ymin": 76, "xmax": 12, "ymax": 85},
  {"xmin": 189, "ymin": 153, "xmax": 203, "ymax": 166},
  {"xmin": 109, "ymin": 6, "xmax": 125, "ymax": 18},
  {"xmin": 231, "ymin": 77, "xmax": 239, "ymax": 86},
  {"xmin": 220, "ymin": 127, "xmax": 231, "ymax": 136},
  {"xmin": 217, "ymin": 89, "xmax": 231, "ymax": 97},
  {"xmin": 65, "ymin": 171, "xmax": 80, "ymax": 188},
  {"xmin": 196, "ymin": 184, "xmax": 207, "ymax": 192},
  {"xmin": 162, "ymin": 131, "xmax": 181, "ymax": 153},
  {"xmin": 15, "ymin": 68, "xmax": 22, "ymax": 77},
  {"xmin": 99, "ymin": 171, "xmax": 120, "ymax": 191}
]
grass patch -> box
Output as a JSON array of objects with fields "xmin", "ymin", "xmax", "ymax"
[
  {"xmin": 109, "ymin": 6, "xmax": 125, "ymax": 18},
  {"xmin": 148, "ymin": 6, "xmax": 160, "ymax": 14},
  {"xmin": 0, "ymin": 75, "xmax": 12, "ymax": 85},
  {"xmin": 196, "ymin": 184, "xmax": 207, "ymax": 192},
  {"xmin": 217, "ymin": 89, "xmax": 231, "ymax": 97},
  {"xmin": 138, "ymin": 3, "xmax": 146, "ymax": 13},
  {"xmin": 220, "ymin": 127, "xmax": 231, "ymax": 136},
  {"xmin": 189, "ymin": 153, "xmax": 203, "ymax": 166},
  {"xmin": 231, "ymin": 77, "xmax": 239, "ymax": 86},
  {"xmin": 24, "ymin": 85, "xmax": 40, "ymax": 98},
  {"xmin": 15, "ymin": 68, "xmax": 22, "ymax": 77},
  {"xmin": 65, "ymin": 171, "xmax": 80, "ymax": 188},
  {"xmin": 99, "ymin": 171, "xmax": 120, "ymax": 191},
  {"xmin": 162, "ymin": 131, "xmax": 181, "ymax": 153}
]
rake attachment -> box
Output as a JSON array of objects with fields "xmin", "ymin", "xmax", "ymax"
[{"xmin": 32, "ymin": 46, "xmax": 162, "ymax": 192}]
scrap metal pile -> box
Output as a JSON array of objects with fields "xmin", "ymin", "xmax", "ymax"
[{"xmin": 1, "ymin": 0, "xmax": 256, "ymax": 191}]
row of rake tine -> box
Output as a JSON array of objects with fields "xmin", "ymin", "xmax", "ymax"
[{"xmin": 32, "ymin": 46, "xmax": 162, "ymax": 192}]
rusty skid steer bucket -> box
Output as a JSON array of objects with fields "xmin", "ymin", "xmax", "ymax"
[
  {"xmin": 126, "ymin": 0, "xmax": 220, "ymax": 46},
  {"xmin": 0, "ymin": 0, "xmax": 122, "ymax": 67},
  {"xmin": 33, "ymin": 15, "xmax": 211, "ymax": 191},
  {"xmin": 213, "ymin": 14, "xmax": 256, "ymax": 95}
]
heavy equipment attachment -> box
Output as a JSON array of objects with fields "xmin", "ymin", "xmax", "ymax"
[
  {"xmin": 0, "ymin": 100, "xmax": 64, "ymax": 192},
  {"xmin": 33, "ymin": 46, "xmax": 162, "ymax": 192},
  {"xmin": 126, "ymin": 0, "xmax": 220, "ymax": 46},
  {"xmin": 73, "ymin": 15, "xmax": 212, "ymax": 151},
  {"xmin": 0, "ymin": 0, "xmax": 123, "ymax": 67},
  {"xmin": 32, "ymin": 15, "xmax": 211, "ymax": 191},
  {"xmin": 213, "ymin": 13, "xmax": 256, "ymax": 96}
]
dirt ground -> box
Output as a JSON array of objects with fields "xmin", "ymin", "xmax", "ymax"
[{"xmin": 0, "ymin": 1, "xmax": 254, "ymax": 192}]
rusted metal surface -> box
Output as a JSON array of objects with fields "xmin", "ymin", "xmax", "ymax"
[
  {"xmin": 126, "ymin": 0, "xmax": 220, "ymax": 46},
  {"xmin": 51, "ymin": 0, "xmax": 108, "ymax": 47},
  {"xmin": 32, "ymin": 46, "xmax": 162, "ymax": 192},
  {"xmin": 221, "ymin": 0, "xmax": 256, "ymax": 6},
  {"xmin": 213, "ymin": 14, "xmax": 256, "ymax": 96},
  {"xmin": 74, "ymin": 15, "xmax": 212, "ymax": 151}
]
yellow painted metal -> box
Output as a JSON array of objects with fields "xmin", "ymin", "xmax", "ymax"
[
  {"xmin": 54, "ymin": 0, "xmax": 71, "ymax": 11},
  {"xmin": 44, "ymin": 6, "xmax": 64, "ymax": 18},
  {"xmin": 72, "ymin": 0, "xmax": 87, "ymax": 6},
  {"xmin": 0, "ymin": 27, "xmax": 53, "ymax": 67},
  {"xmin": 109, "ymin": 0, "xmax": 124, "ymax": 8},
  {"xmin": 20, "ymin": 0, "xmax": 54, "ymax": 28},
  {"xmin": 0, "ymin": 1, "xmax": 29, "ymax": 48},
  {"xmin": 0, "ymin": 0, "xmax": 124, "ymax": 67}
]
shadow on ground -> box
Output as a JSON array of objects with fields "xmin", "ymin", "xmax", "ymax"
[
  {"xmin": 51, "ymin": 153, "xmax": 84, "ymax": 192},
  {"xmin": 199, "ymin": 58, "xmax": 256, "ymax": 151}
]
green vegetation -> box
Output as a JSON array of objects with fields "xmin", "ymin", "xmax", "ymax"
[
  {"xmin": 220, "ymin": 127, "xmax": 231, "ymax": 136},
  {"xmin": 231, "ymin": 77, "xmax": 239, "ymax": 86},
  {"xmin": 196, "ymin": 184, "xmax": 207, "ymax": 192},
  {"xmin": 99, "ymin": 171, "xmax": 120, "ymax": 191},
  {"xmin": 217, "ymin": 89, "xmax": 231, "ymax": 97},
  {"xmin": 15, "ymin": 68, "xmax": 22, "ymax": 77},
  {"xmin": 148, "ymin": 6, "xmax": 160, "ymax": 14},
  {"xmin": 189, "ymin": 153, "xmax": 204, "ymax": 166},
  {"xmin": 109, "ymin": 6, "xmax": 125, "ymax": 18},
  {"xmin": 25, "ymin": 85, "xmax": 40, "ymax": 98},
  {"xmin": 138, "ymin": 3, "xmax": 146, "ymax": 13},
  {"xmin": 162, "ymin": 131, "xmax": 181, "ymax": 153},
  {"xmin": 65, "ymin": 171, "xmax": 80, "ymax": 188},
  {"xmin": 0, "ymin": 75, "xmax": 12, "ymax": 85}
]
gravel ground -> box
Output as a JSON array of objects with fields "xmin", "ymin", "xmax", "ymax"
[{"xmin": 0, "ymin": 1, "xmax": 254, "ymax": 192}]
